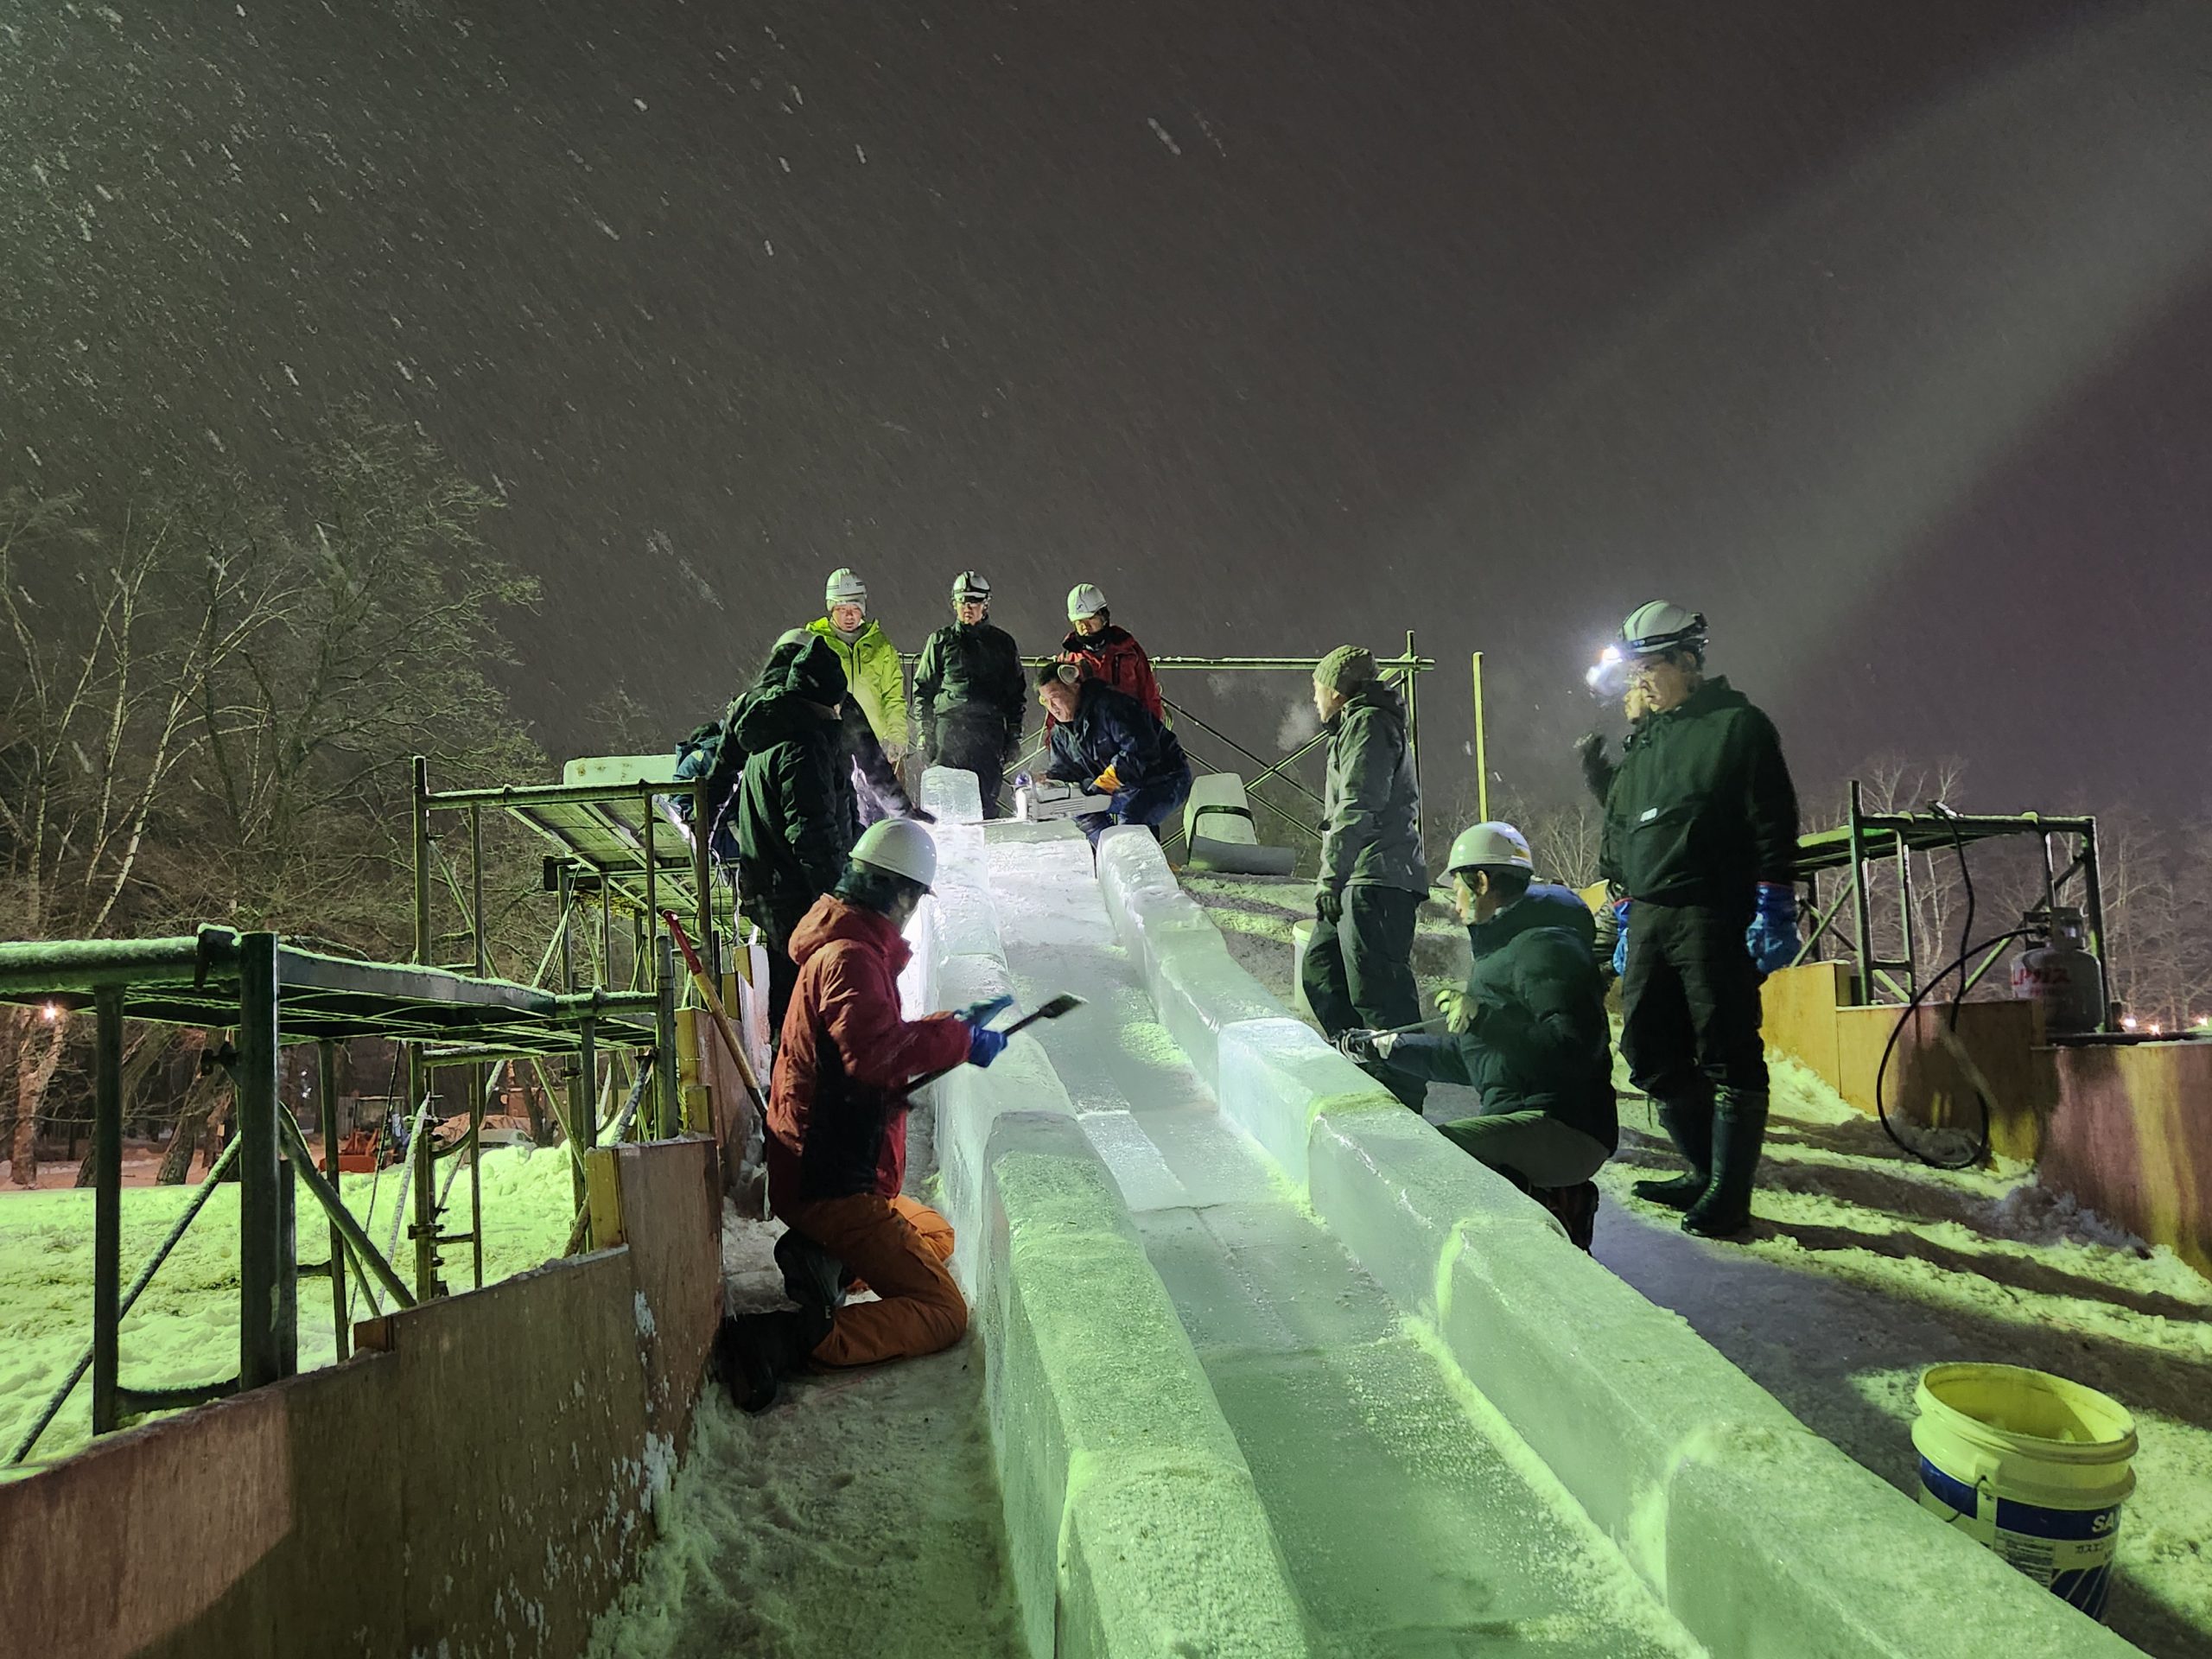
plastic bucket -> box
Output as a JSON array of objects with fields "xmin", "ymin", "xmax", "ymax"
[{"xmin": 1911, "ymin": 1363, "xmax": 2136, "ymax": 1620}]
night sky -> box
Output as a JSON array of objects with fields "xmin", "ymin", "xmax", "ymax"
[{"xmin": 4, "ymin": 2, "xmax": 2208, "ymax": 821}]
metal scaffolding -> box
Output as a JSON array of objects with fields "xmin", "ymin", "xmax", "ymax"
[
  {"xmin": 0, "ymin": 927, "xmax": 652, "ymax": 1465},
  {"xmin": 1791, "ymin": 781, "xmax": 2110, "ymax": 1027}
]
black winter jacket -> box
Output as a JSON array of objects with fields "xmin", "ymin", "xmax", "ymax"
[
  {"xmin": 1599, "ymin": 677, "xmax": 1797, "ymax": 907},
  {"xmin": 913, "ymin": 621, "xmax": 1027, "ymax": 753},
  {"xmin": 1392, "ymin": 886, "xmax": 1617, "ymax": 1151},
  {"xmin": 1046, "ymin": 680, "xmax": 1187, "ymax": 791},
  {"xmin": 733, "ymin": 686, "xmax": 854, "ymax": 904}
]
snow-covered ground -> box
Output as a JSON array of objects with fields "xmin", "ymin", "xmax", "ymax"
[
  {"xmin": 1188, "ymin": 871, "xmax": 2212, "ymax": 1659},
  {"xmin": 0, "ymin": 1144, "xmax": 576, "ymax": 1468},
  {"xmin": 586, "ymin": 1129, "xmax": 1025, "ymax": 1659}
]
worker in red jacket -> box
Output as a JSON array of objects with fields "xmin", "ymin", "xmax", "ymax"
[
  {"xmin": 713, "ymin": 818, "xmax": 1009, "ymax": 1412},
  {"xmin": 1058, "ymin": 582, "xmax": 1164, "ymax": 724}
]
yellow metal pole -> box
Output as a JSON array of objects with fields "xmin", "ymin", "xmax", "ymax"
[{"xmin": 1470, "ymin": 651, "xmax": 1489, "ymax": 822}]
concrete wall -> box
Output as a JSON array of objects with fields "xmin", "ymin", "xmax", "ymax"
[
  {"xmin": 1095, "ymin": 829, "xmax": 2139, "ymax": 1659},
  {"xmin": 1760, "ymin": 960, "xmax": 2060, "ymax": 1161},
  {"xmin": 2046, "ymin": 1040, "xmax": 2212, "ymax": 1274},
  {"xmin": 0, "ymin": 1137, "xmax": 722, "ymax": 1659}
]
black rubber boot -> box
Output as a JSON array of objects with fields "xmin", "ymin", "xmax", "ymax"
[
  {"xmin": 773, "ymin": 1230, "xmax": 850, "ymax": 1315},
  {"xmin": 712, "ymin": 1305, "xmax": 834, "ymax": 1414},
  {"xmin": 1682, "ymin": 1091, "xmax": 1770, "ymax": 1237},
  {"xmin": 1530, "ymin": 1182, "xmax": 1601, "ymax": 1252},
  {"xmin": 1630, "ymin": 1096, "xmax": 1713, "ymax": 1209}
]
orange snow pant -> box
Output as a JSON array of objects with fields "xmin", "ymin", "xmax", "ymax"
[{"xmin": 782, "ymin": 1192, "xmax": 967, "ymax": 1369}]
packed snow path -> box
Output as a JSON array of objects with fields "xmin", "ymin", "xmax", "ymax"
[{"xmin": 987, "ymin": 835, "xmax": 1701, "ymax": 1656}]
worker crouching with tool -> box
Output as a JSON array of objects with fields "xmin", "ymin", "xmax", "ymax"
[
  {"xmin": 1033, "ymin": 661, "xmax": 1192, "ymax": 844},
  {"xmin": 1338, "ymin": 823, "xmax": 1618, "ymax": 1249},
  {"xmin": 714, "ymin": 818, "xmax": 1010, "ymax": 1413}
]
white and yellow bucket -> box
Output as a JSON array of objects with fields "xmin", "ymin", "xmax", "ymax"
[{"xmin": 1912, "ymin": 1363, "xmax": 2137, "ymax": 1621}]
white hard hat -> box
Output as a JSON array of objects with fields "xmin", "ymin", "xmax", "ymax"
[
  {"xmin": 1446, "ymin": 821, "xmax": 1534, "ymax": 875},
  {"xmin": 1618, "ymin": 601, "xmax": 1706, "ymax": 659},
  {"xmin": 952, "ymin": 570, "xmax": 991, "ymax": 603},
  {"xmin": 850, "ymin": 817, "xmax": 937, "ymax": 889},
  {"xmin": 825, "ymin": 568, "xmax": 868, "ymax": 608},
  {"xmin": 1066, "ymin": 582, "xmax": 1108, "ymax": 621}
]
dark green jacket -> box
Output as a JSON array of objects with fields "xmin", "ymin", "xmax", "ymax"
[
  {"xmin": 733, "ymin": 685, "xmax": 853, "ymax": 903},
  {"xmin": 1319, "ymin": 681, "xmax": 1425, "ymax": 895},
  {"xmin": 912, "ymin": 620, "xmax": 1027, "ymax": 751},
  {"xmin": 1392, "ymin": 887, "xmax": 1618, "ymax": 1151},
  {"xmin": 1599, "ymin": 677, "xmax": 1797, "ymax": 906}
]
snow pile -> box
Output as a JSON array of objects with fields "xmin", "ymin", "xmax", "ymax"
[
  {"xmin": 1979, "ymin": 1181, "xmax": 2152, "ymax": 1254},
  {"xmin": 590, "ymin": 1203, "xmax": 1024, "ymax": 1659}
]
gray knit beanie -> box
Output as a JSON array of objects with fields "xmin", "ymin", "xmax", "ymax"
[{"xmin": 1314, "ymin": 645, "xmax": 1376, "ymax": 692}]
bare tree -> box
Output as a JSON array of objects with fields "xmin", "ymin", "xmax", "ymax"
[
  {"xmin": 0, "ymin": 486, "xmax": 268, "ymax": 1183},
  {"xmin": 159, "ymin": 412, "xmax": 541, "ymax": 950}
]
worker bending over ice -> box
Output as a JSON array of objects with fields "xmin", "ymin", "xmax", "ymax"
[
  {"xmin": 1338, "ymin": 823, "xmax": 1618, "ymax": 1249},
  {"xmin": 715, "ymin": 819, "xmax": 1010, "ymax": 1413},
  {"xmin": 1304, "ymin": 645, "xmax": 1427, "ymax": 1109},
  {"xmin": 1033, "ymin": 661, "xmax": 1192, "ymax": 843}
]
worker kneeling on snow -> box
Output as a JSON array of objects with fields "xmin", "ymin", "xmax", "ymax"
[
  {"xmin": 1033, "ymin": 661, "xmax": 1192, "ymax": 843},
  {"xmin": 715, "ymin": 819, "xmax": 1010, "ymax": 1413},
  {"xmin": 1338, "ymin": 823, "xmax": 1618, "ymax": 1249}
]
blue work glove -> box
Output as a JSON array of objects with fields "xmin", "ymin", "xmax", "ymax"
[
  {"xmin": 960, "ymin": 995, "xmax": 1015, "ymax": 1028},
  {"xmin": 1746, "ymin": 882, "xmax": 1799, "ymax": 976},
  {"xmin": 1012, "ymin": 772, "xmax": 1033, "ymax": 791},
  {"xmin": 966, "ymin": 1022, "xmax": 1008, "ymax": 1068},
  {"xmin": 1611, "ymin": 898, "xmax": 1630, "ymax": 979}
]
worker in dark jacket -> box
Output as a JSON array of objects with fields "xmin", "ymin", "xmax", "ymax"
[
  {"xmin": 715, "ymin": 819, "xmax": 1010, "ymax": 1411},
  {"xmin": 1303, "ymin": 645, "xmax": 1427, "ymax": 1108},
  {"xmin": 734, "ymin": 636, "xmax": 855, "ymax": 1036},
  {"xmin": 1058, "ymin": 582, "xmax": 1165, "ymax": 724},
  {"xmin": 1343, "ymin": 823, "xmax": 1618, "ymax": 1249},
  {"xmin": 912, "ymin": 571, "xmax": 1027, "ymax": 818},
  {"xmin": 1592, "ymin": 601, "xmax": 1799, "ymax": 1238},
  {"xmin": 1034, "ymin": 662, "xmax": 1191, "ymax": 843}
]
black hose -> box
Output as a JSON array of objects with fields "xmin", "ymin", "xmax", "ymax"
[
  {"xmin": 1872, "ymin": 925, "xmax": 2035, "ymax": 1169},
  {"xmin": 1872, "ymin": 807, "xmax": 2014, "ymax": 1171}
]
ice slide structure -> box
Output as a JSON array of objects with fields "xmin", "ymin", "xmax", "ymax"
[{"xmin": 908, "ymin": 770, "xmax": 2140, "ymax": 1658}]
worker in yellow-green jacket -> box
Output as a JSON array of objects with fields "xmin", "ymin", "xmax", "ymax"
[{"xmin": 807, "ymin": 568, "xmax": 921, "ymax": 827}]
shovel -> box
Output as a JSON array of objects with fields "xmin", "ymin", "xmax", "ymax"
[{"xmin": 910, "ymin": 993, "xmax": 1086, "ymax": 1090}]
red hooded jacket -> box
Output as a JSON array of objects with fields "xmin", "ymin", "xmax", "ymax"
[
  {"xmin": 766, "ymin": 895, "xmax": 971, "ymax": 1209},
  {"xmin": 1054, "ymin": 625, "xmax": 1163, "ymax": 731}
]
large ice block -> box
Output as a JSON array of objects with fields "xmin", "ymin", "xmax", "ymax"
[
  {"xmin": 1095, "ymin": 825, "xmax": 1219, "ymax": 977},
  {"xmin": 977, "ymin": 1110, "xmax": 1309, "ymax": 1659},
  {"xmin": 1305, "ymin": 1099, "xmax": 1566, "ymax": 1318},
  {"xmin": 919, "ymin": 763, "xmax": 985, "ymax": 823},
  {"xmin": 1216, "ymin": 1018, "xmax": 1393, "ymax": 1185},
  {"xmin": 937, "ymin": 1044, "xmax": 1075, "ymax": 1283},
  {"xmin": 1664, "ymin": 1430, "xmax": 2141, "ymax": 1659},
  {"xmin": 1146, "ymin": 932, "xmax": 1294, "ymax": 1093}
]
